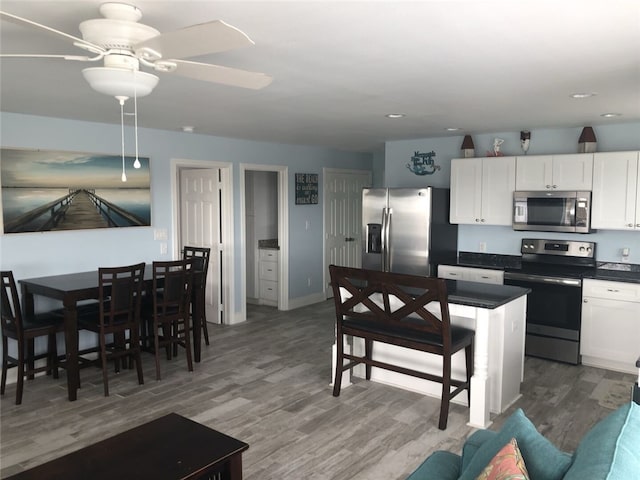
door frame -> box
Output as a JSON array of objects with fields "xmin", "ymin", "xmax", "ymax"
[
  {"xmin": 239, "ymin": 163, "xmax": 289, "ymax": 318},
  {"xmin": 171, "ymin": 158, "xmax": 234, "ymax": 324}
]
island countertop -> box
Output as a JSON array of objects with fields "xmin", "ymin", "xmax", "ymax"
[{"xmin": 445, "ymin": 279, "xmax": 530, "ymax": 309}]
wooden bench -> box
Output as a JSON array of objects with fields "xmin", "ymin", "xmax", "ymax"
[{"xmin": 329, "ymin": 265, "xmax": 474, "ymax": 430}]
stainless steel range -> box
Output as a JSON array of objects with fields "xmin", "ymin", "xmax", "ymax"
[{"xmin": 503, "ymin": 238, "xmax": 596, "ymax": 365}]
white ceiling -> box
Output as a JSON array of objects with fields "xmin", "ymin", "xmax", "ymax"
[{"xmin": 1, "ymin": 1, "xmax": 639, "ymax": 153}]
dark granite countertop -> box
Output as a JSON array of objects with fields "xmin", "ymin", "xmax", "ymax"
[
  {"xmin": 445, "ymin": 280, "xmax": 530, "ymax": 309},
  {"xmin": 451, "ymin": 252, "xmax": 640, "ymax": 285},
  {"xmin": 258, "ymin": 239, "xmax": 279, "ymax": 250}
]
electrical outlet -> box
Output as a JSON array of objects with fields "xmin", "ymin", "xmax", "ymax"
[
  {"xmin": 621, "ymin": 247, "xmax": 630, "ymax": 262},
  {"xmin": 479, "ymin": 242, "xmax": 487, "ymax": 253},
  {"xmin": 307, "ymin": 277, "xmax": 312, "ymax": 287},
  {"xmin": 160, "ymin": 242, "xmax": 167, "ymax": 255}
]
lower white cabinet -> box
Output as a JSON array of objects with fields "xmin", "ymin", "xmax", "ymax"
[
  {"xmin": 581, "ymin": 279, "xmax": 640, "ymax": 374},
  {"xmin": 437, "ymin": 265, "xmax": 504, "ymax": 285},
  {"xmin": 258, "ymin": 249, "xmax": 278, "ymax": 306}
]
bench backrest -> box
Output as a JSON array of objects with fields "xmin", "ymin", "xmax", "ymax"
[{"xmin": 329, "ymin": 264, "xmax": 453, "ymax": 345}]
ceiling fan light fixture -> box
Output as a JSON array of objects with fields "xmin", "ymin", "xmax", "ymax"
[{"xmin": 82, "ymin": 66, "xmax": 159, "ymax": 97}]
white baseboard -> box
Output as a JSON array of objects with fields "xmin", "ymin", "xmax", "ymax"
[{"xmin": 286, "ymin": 292, "xmax": 326, "ymax": 310}]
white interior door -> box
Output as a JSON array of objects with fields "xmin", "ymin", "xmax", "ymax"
[
  {"xmin": 324, "ymin": 169, "xmax": 371, "ymax": 297},
  {"xmin": 180, "ymin": 168, "xmax": 222, "ymax": 324}
]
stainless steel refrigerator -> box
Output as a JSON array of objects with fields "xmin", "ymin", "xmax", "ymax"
[{"xmin": 362, "ymin": 187, "xmax": 458, "ymax": 276}]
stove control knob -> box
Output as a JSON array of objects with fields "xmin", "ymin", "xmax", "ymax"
[{"xmin": 579, "ymin": 246, "xmax": 585, "ymax": 252}]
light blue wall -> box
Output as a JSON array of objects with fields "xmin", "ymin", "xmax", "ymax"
[
  {"xmin": 0, "ymin": 112, "xmax": 372, "ymax": 315},
  {"xmin": 385, "ymin": 123, "xmax": 640, "ymax": 263}
]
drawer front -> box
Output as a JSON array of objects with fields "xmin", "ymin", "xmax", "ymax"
[
  {"xmin": 260, "ymin": 280, "xmax": 278, "ymax": 301},
  {"xmin": 437, "ymin": 265, "xmax": 466, "ymax": 280},
  {"xmin": 583, "ymin": 279, "xmax": 640, "ymax": 302},
  {"xmin": 467, "ymin": 269, "xmax": 504, "ymax": 285},
  {"xmin": 259, "ymin": 249, "xmax": 278, "ymax": 262},
  {"xmin": 259, "ymin": 261, "xmax": 278, "ymax": 281}
]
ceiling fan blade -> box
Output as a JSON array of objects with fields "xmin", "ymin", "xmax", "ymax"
[
  {"xmin": 0, "ymin": 53, "xmax": 96, "ymax": 61},
  {"xmin": 167, "ymin": 59, "xmax": 273, "ymax": 90},
  {"xmin": 134, "ymin": 20, "xmax": 254, "ymax": 60},
  {"xmin": 0, "ymin": 10, "xmax": 105, "ymax": 55}
]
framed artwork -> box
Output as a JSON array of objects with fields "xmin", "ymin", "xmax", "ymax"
[
  {"xmin": 1, "ymin": 148, "xmax": 151, "ymax": 234},
  {"xmin": 295, "ymin": 173, "xmax": 319, "ymax": 205}
]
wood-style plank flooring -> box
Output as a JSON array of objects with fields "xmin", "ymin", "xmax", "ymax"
[{"xmin": 0, "ymin": 300, "xmax": 636, "ymax": 479}]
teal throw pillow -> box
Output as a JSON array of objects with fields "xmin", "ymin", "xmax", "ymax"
[
  {"xmin": 458, "ymin": 408, "xmax": 571, "ymax": 480},
  {"xmin": 563, "ymin": 401, "xmax": 639, "ymax": 480}
]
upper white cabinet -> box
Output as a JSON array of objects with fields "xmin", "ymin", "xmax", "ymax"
[
  {"xmin": 450, "ymin": 156, "xmax": 516, "ymax": 225},
  {"xmin": 591, "ymin": 151, "xmax": 640, "ymax": 230},
  {"xmin": 515, "ymin": 154, "xmax": 593, "ymax": 191}
]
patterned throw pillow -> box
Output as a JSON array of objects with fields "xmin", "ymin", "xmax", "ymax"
[{"xmin": 475, "ymin": 437, "xmax": 530, "ymax": 480}]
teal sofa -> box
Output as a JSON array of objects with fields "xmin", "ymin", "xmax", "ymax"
[{"xmin": 407, "ymin": 401, "xmax": 640, "ymax": 480}]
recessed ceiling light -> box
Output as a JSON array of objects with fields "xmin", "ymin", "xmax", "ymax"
[
  {"xmin": 570, "ymin": 92, "xmax": 597, "ymax": 99},
  {"xmin": 445, "ymin": 127, "xmax": 460, "ymax": 131},
  {"xmin": 600, "ymin": 112, "xmax": 622, "ymax": 118},
  {"xmin": 182, "ymin": 126, "xmax": 195, "ymax": 133},
  {"xmin": 385, "ymin": 113, "xmax": 405, "ymax": 119}
]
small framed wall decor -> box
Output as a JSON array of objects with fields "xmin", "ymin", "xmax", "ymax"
[{"xmin": 295, "ymin": 173, "xmax": 319, "ymax": 205}]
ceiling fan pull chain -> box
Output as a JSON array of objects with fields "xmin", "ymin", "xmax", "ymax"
[
  {"xmin": 133, "ymin": 70, "xmax": 141, "ymax": 169},
  {"xmin": 119, "ymin": 97, "xmax": 127, "ymax": 182}
]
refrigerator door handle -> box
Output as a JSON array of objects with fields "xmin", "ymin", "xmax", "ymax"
[
  {"xmin": 384, "ymin": 207, "xmax": 392, "ymax": 271},
  {"xmin": 381, "ymin": 207, "xmax": 388, "ymax": 271}
]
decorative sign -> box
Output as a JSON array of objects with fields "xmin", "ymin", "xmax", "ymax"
[
  {"xmin": 295, "ymin": 173, "xmax": 319, "ymax": 205},
  {"xmin": 407, "ymin": 150, "xmax": 440, "ymax": 176}
]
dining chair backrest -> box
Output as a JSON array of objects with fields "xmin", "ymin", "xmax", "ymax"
[
  {"xmin": 152, "ymin": 259, "xmax": 194, "ymax": 319},
  {"xmin": 182, "ymin": 246, "xmax": 210, "ymax": 279},
  {"xmin": 1, "ymin": 271, "xmax": 23, "ymax": 336},
  {"xmin": 98, "ymin": 262, "xmax": 146, "ymax": 330}
]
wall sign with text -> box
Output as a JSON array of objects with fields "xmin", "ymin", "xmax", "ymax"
[{"xmin": 295, "ymin": 173, "xmax": 319, "ymax": 205}]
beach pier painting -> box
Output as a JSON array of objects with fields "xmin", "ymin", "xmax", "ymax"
[{"xmin": 1, "ymin": 148, "xmax": 151, "ymax": 234}]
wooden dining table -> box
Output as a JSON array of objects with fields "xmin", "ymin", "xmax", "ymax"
[{"xmin": 19, "ymin": 265, "xmax": 204, "ymax": 401}]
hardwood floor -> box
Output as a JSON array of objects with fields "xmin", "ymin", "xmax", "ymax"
[{"xmin": 0, "ymin": 300, "xmax": 635, "ymax": 479}]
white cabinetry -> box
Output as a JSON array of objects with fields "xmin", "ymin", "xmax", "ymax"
[
  {"xmin": 438, "ymin": 265, "xmax": 504, "ymax": 285},
  {"xmin": 515, "ymin": 154, "xmax": 593, "ymax": 191},
  {"xmin": 581, "ymin": 279, "xmax": 640, "ymax": 374},
  {"xmin": 450, "ymin": 156, "xmax": 516, "ymax": 225},
  {"xmin": 591, "ymin": 151, "xmax": 640, "ymax": 230},
  {"xmin": 258, "ymin": 249, "xmax": 278, "ymax": 306}
]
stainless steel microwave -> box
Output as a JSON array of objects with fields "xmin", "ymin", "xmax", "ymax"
[{"xmin": 513, "ymin": 191, "xmax": 592, "ymax": 233}]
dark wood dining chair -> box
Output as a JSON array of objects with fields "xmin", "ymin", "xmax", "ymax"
[
  {"xmin": 183, "ymin": 246, "xmax": 211, "ymax": 346},
  {"xmin": 144, "ymin": 259, "xmax": 195, "ymax": 380},
  {"xmin": 77, "ymin": 262, "xmax": 145, "ymax": 396},
  {"xmin": 1, "ymin": 270, "xmax": 64, "ymax": 405}
]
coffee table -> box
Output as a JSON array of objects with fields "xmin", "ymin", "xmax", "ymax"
[{"xmin": 6, "ymin": 413, "xmax": 249, "ymax": 480}]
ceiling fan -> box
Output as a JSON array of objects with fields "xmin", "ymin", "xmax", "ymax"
[
  {"xmin": 0, "ymin": 2, "xmax": 273, "ymax": 97},
  {"xmin": 1, "ymin": 2, "xmax": 272, "ymax": 182}
]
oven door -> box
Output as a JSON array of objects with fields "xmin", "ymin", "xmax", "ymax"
[{"xmin": 504, "ymin": 272, "xmax": 583, "ymax": 364}]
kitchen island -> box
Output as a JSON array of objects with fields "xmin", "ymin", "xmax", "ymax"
[{"xmin": 331, "ymin": 280, "xmax": 529, "ymax": 429}]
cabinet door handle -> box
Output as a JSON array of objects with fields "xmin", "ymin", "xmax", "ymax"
[
  {"xmin": 553, "ymin": 185, "xmax": 558, "ymax": 189},
  {"xmin": 546, "ymin": 185, "xmax": 552, "ymax": 189},
  {"xmin": 606, "ymin": 289, "xmax": 620, "ymax": 293},
  {"xmin": 583, "ymin": 299, "xmax": 588, "ymax": 303},
  {"xmin": 628, "ymin": 223, "xmax": 634, "ymax": 227},
  {"xmin": 345, "ymin": 237, "xmax": 355, "ymax": 242}
]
